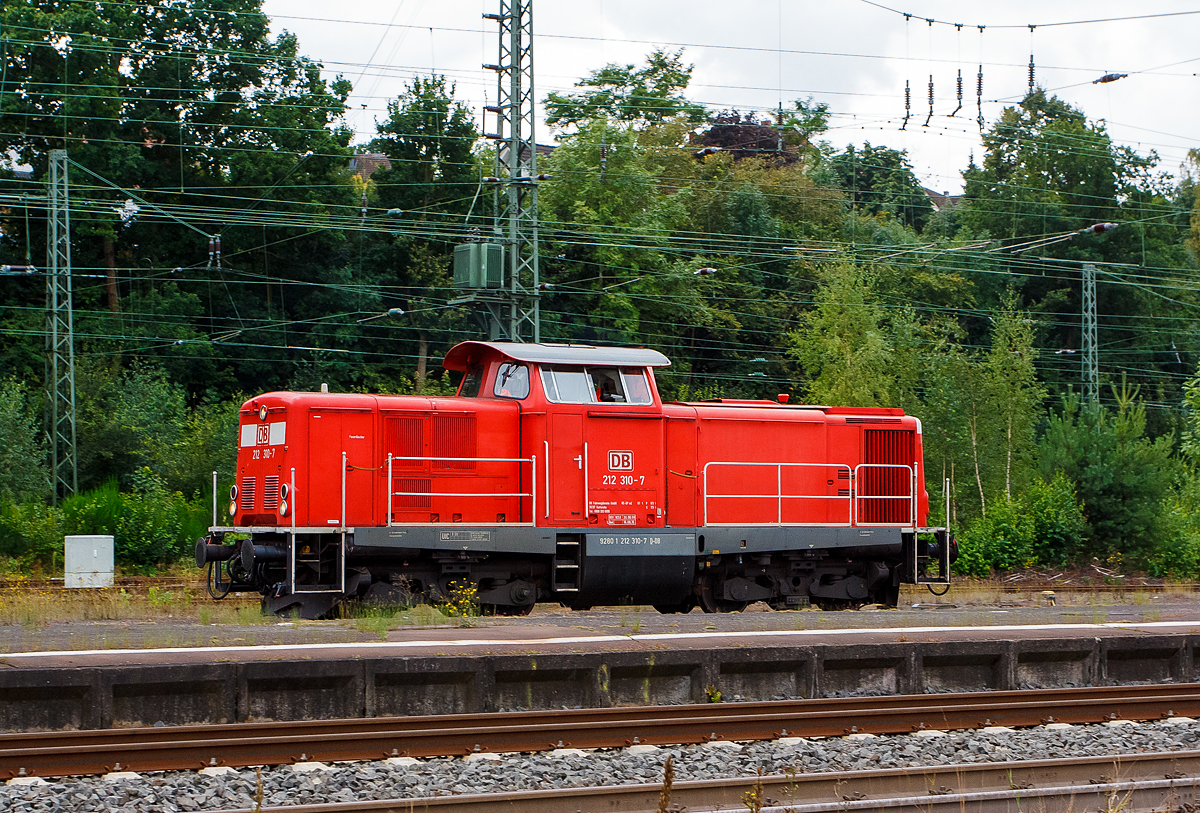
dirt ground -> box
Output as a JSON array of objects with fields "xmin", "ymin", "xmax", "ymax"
[{"xmin": 2, "ymin": 581, "xmax": 1198, "ymax": 655}]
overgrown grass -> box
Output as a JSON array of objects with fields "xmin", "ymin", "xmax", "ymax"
[{"xmin": 342, "ymin": 603, "xmax": 450, "ymax": 639}]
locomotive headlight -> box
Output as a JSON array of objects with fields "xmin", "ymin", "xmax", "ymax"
[
  {"xmin": 229, "ymin": 484, "xmax": 238, "ymax": 501},
  {"xmin": 258, "ymin": 404, "xmax": 268, "ymax": 421},
  {"xmin": 280, "ymin": 483, "xmax": 289, "ymax": 501},
  {"xmin": 228, "ymin": 500, "xmax": 237, "ymax": 517},
  {"xmin": 279, "ymin": 500, "xmax": 288, "ymax": 517}
]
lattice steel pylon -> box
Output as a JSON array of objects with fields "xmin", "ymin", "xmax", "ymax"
[
  {"xmin": 45, "ymin": 149, "xmax": 77, "ymax": 501},
  {"xmin": 1082, "ymin": 262, "xmax": 1098, "ymax": 403},
  {"xmin": 483, "ymin": 0, "xmax": 540, "ymax": 342}
]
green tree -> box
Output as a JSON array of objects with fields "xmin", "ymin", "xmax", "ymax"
[
  {"xmin": 1037, "ymin": 382, "xmax": 1180, "ymax": 566},
  {"xmin": 544, "ymin": 48, "xmax": 707, "ymax": 130},
  {"xmin": 368, "ymin": 75, "xmax": 480, "ymax": 215},
  {"xmin": 0, "ymin": 0, "xmax": 358, "ymax": 402},
  {"xmin": 986, "ymin": 297, "xmax": 1046, "ymax": 500},
  {"xmin": 788, "ymin": 263, "xmax": 918, "ymax": 408},
  {"xmin": 960, "ymin": 90, "xmax": 1146, "ymax": 241},
  {"xmin": 829, "ymin": 143, "xmax": 934, "ymax": 231},
  {"xmin": 0, "ymin": 379, "xmax": 51, "ymax": 502}
]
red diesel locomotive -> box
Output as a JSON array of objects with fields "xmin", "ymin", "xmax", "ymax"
[{"xmin": 196, "ymin": 341, "xmax": 951, "ymax": 618}]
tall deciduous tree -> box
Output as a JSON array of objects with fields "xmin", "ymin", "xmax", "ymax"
[
  {"xmin": 828, "ymin": 143, "xmax": 933, "ymax": 231},
  {"xmin": 788, "ymin": 263, "xmax": 917, "ymax": 408},
  {"xmin": 368, "ymin": 75, "xmax": 480, "ymax": 215},
  {"xmin": 986, "ymin": 296, "xmax": 1046, "ymax": 500},
  {"xmin": 544, "ymin": 48, "xmax": 707, "ymax": 130}
]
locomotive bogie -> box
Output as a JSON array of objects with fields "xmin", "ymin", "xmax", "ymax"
[{"xmin": 196, "ymin": 341, "xmax": 949, "ymax": 619}]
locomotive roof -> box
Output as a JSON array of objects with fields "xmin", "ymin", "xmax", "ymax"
[{"xmin": 443, "ymin": 341, "xmax": 671, "ymax": 371}]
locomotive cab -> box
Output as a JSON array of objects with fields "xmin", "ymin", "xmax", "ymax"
[{"xmin": 197, "ymin": 340, "xmax": 950, "ymax": 619}]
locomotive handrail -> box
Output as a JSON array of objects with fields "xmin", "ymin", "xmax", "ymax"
[
  {"xmin": 385, "ymin": 453, "xmax": 537, "ymax": 526},
  {"xmin": 852, "ymin": 462, "xmax": 917, "ymax": 528},
  {"xmin": 701, "ymin": 461, "xmax": 920, "ymax": 528},
  {"xmin": 701, "ymin": 462, "xmax": 854, "ymax": 527}
]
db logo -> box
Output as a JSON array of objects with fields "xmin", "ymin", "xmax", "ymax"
[
  {"xmin": 256, "ymin": 425, "xmax": 270, "ymax": 445},
  {"xmin": 608, "ymin": 451, "xmax": 634, "ymax": 471}
]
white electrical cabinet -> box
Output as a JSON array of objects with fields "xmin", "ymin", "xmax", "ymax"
[{"xmin": 64, "ymin": 535, "xmax": 115, "ymax": 588}]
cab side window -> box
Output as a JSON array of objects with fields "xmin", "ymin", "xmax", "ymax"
[
  {"xmin": 493, "ymin": 362, "xmax": 530, "ymax": 399},
  {"xmin": 541, "ymin": 366, "xmax": 591, "ymax": 403},
  {"xmin": 621, "ymin": 368, "xmax": 652, "ymax": 404},
  {"xmin": 458, "ymin": 366, "xmax": 484, "ymax": 397},
  {"xmin": 541, "ymin": 365, "xmax": 654, "ymax": 404},
  {"xmin": 589, "ymin": 368, "xmax": 626, "ymax": 402}
]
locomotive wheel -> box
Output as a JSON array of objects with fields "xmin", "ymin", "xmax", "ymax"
[{"xmin": 697, "ymin": 577, "xmax": 749, "ymax": 614}]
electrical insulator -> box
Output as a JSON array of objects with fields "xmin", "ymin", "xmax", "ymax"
[
  {"xmin": 976, "ymin": 66, "xmax": 985, "ymax": 132},
  {"xmin": 1028, "ymin": 56, "xmax": 1035, "ymax": 90}
]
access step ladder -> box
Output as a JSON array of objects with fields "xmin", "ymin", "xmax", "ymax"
[{"xmin": 553, "ymin": 535, "xmax": 581, "ymax": 593}]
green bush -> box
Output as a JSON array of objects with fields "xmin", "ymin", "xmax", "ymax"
[
  {"xmin": 0, "ymin": 499, "xmax": 66, "ymax": 570},
  {"xmin": 954, "ymin": 474, "xmax": 1087, "ymax": 577},
  {"xmin": 114, "ymin": 468, "xmax": 209, "ymax": 571},
  {"xmin": 0, "ymin": 472, "xmax": 209, "ymax": 572}
]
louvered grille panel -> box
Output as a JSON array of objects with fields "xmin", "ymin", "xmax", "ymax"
[
  {"xmin": 239, "ymin": 476, "xmax": 256, "ymax": 511},
  {"xmin": 432, "ymin": 414, "xmax": 477, "ymax": 470},
  {"xmin": 386, "ymin": 416, "xmax": 424, "ymax": 468},
  {"xmin": 394, "ymin": 478, "xmax": 432, "ymax": 508},
  {"xmin": 262, "ymin": 475, "xmax": 280, "ymax": 510},
  {"xmin": 859, "ymin": 429, "xmax": 915, "ymax": 523}
]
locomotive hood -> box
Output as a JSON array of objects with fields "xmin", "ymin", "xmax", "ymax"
[{"xmin": 442, "ymin": 341, "xmax": 671, "ymax": 371}]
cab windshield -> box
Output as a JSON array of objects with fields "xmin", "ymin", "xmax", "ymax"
[{"xmin": 493, "ymin": 362, "xmax": 530, "ymax": 399}]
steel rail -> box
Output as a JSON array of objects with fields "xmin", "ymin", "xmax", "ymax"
[
  {"xmin": 3, "ymin": 684, "xmax": 1200, "ymax": 779},
  {"xmin": 211, "ymin": 751, "xmax": 1200, "ymax": 813}
]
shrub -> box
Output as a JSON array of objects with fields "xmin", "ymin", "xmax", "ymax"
[
  {"xmin": 0, "ymin": 474, "xmax": 209, "ymax": 573},
  {"xmin": 953, "ymin": 473, "xmax": 1087, "ymax": 576}
]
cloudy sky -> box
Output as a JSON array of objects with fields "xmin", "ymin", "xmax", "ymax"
[{"xmin": 261, "ymin": 0, "xmax": 1200, "ymax": 194}]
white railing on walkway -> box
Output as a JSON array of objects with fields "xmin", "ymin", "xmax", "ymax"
[
  {"xmin": 384, "ymin": 454, "xmax": 536, "ymax": 526},
  {"xmin": 702, "ymin": 461, "xmax": 918, "ymax": 528}
]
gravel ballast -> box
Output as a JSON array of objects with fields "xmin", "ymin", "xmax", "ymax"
[{"xmin": 4, "ymin": 718, "xmax": 1197, "ymax": 811}]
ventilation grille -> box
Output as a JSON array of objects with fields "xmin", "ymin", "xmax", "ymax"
[
  {"xmin": 859, "ymin": 429, "xmax": 915, "ymax": 523},
  {"xmin": 262, "ymin": 475, "xmax": 280, "ymax": 510},
  {"xmin": 239, "ymin": 476, "xmax": 256, "ymax": 511},
  {"xmin": 394, "ymin": 478, "xmax": 432, "ymax": 508},
  {"xmin": 386, "ymin": 416, "xmax": 424, "ymax": 468},
  {"xmin": 432, "ymin": 414, "xmax": 477, "ymax": 470},
  {"xmin": 845, "ymin": 417, "xmax": 902, "ymax": 424}
]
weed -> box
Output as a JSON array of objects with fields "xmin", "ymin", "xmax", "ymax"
[
  {"xmin": 741, "ymin": 768, "xmax": 765, "ymax": 813},
  {"xmin": 147, "ymin": 586, "xmax": 174, "ymax": 607},
  {"xmin": 655, "ymin": 755, "xmax": 674, "ymax": 813},
  {"xmin": 440, "ymin": 581, "xmax": 480, "ymax": 628},
  {"xmin": 619, "ymin": 606, "xmax": 644, "ymax": 633},
  {"xmin": 705, "ymin": 684, "xmax": 722, "ymax": 703}
]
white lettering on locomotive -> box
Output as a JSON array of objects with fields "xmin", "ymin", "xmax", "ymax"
[{"xmin": 608, "ymin": 450, "xmax": 634, "ymax": 471}]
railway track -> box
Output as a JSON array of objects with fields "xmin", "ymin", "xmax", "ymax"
[
  {"xmin": 3, "ymin": 684, "xmax": 1199, "ymax": 780},
  {"xmin": 202, "ymin": 751, "xmax": 1200, "ymax": 813}
]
